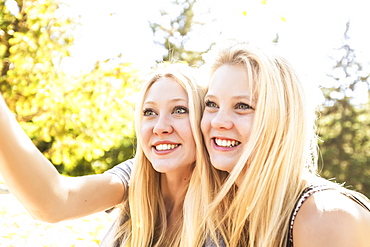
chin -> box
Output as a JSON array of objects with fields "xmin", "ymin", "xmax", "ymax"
[{"xmin": 210, "ymin": 157, "xmax": 234, "ymax": 173}]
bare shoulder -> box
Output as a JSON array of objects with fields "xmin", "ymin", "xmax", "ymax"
[{"xmin": 293, "ymin": 189, "xmax": 370, "ymax": 247}]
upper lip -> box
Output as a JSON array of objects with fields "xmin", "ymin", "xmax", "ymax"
[
  {"xmin": 152, "ymin": 140, "xmax": 180, "ymax": 146},
  {"xmin": 212, "ymin": 136, "xmax": 239, "ymax": 142}
]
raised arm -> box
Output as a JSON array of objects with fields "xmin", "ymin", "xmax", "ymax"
[{"xmin": 0, "ymin": 94, "xmax": 125, "ymax": 223}]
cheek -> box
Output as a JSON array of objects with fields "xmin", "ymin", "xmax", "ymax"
[
  {"xmin": 140, "ymin": 123, "xmax": 151, "ymax": 142},
  {"xmin": 188, "ymin": 133, "xmax": 197, "ymax": 155},
  {"xmin": 140, "ymin": 124, "xmax": 153, "ymax": 158},
  {"xmin": 183, "ymin": 123, "xmax": 196, "ymax": 146},
  {"xmin": 180, "ymin": 123, "xmax": 196, "ymax": 159},
  {"xmin": 239, "ymin": 117, "xmax": 254, "ymax": 142},
  {"xmin": 200, "ymin": 115, "xmax": 210, "ymax": 136}
]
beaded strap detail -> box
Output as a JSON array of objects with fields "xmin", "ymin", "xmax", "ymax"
[{"xmin": 287, "ymin": 185, "xmax": 336, "ymax": 247}]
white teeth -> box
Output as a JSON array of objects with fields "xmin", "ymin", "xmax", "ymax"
[
  {"xmin": 221, "ymin": 139, "xmax": 227, "ymax": 146},
  {"xmin": 215, "ymin": 138, "xmax": 240, "ymax": 147},
  {"xmin": 155, "ymin": 144, "xmax": 179, "ymax": 151}
]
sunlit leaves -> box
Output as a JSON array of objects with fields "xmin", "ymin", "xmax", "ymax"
[{"xmin": 1, "ymin": 0, "xmax": 139, "ymax": 175}]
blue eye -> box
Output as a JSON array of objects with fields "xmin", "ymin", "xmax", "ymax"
[
  {"xmin": 235, "ymin": 102, "xmax": 254, "ymax": 110},
  {"xmin": 143, "ymin": 108, "xmax": 156, "ymax": 116},
  {"xmin": 173, "ymin": 106, "xmax": 189, "ymax": 114},
  {"xmin": 205, "ymin": 100, "xmax": 218, "ymax": 108}
]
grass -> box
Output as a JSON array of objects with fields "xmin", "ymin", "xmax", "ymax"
[{"xmin": 0, "ymin": 176, "xmax": 117, "ymax": 247}]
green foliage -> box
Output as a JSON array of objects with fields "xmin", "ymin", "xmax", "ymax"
[
  {"xmin": 0, "ymin": 0, "xmax": 139, "ymax": 175},
  {"xmin": 31, "ymin": 59, "xmax": 138, "ymax": 176},
  {"xmin": 150, "ymin": 0, "xmax": 213, "ymax": 66},
  {"xmin": 317, "ymin": 22, "xmax": 370, "ymax": 197}
]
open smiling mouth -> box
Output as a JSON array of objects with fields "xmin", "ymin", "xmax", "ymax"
[
  {"xmin": 214, "ymin": 138, "xmax": 240, "ymax": 148},
  {"xmin": 154, "ymin": 144, "xmax": 180, "ymax": 151}
]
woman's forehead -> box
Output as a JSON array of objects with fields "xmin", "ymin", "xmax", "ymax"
[{"xmin": 144, "ymin": 77, "xmax": 188, "ymax": 103}]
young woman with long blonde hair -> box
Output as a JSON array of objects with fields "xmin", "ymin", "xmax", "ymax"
[
  {"xmin": 0, "ymin": 63, "xmax": 207, "ymax": 247},
  {"xmin": 186, "ymin": 42, "xmax": 370, "ymax": 247},
  {"xmin": 102, "ymin": 64, "xmax": 207, "ymax": 246}
]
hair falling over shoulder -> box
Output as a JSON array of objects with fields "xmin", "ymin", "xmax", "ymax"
[
  {"xmin": 108, "ymin": 63, "xmax": 206, "ymax": 247},
  {"xmin": 188, "ymin": 42, "xmax": 319, "ymax": 247}
]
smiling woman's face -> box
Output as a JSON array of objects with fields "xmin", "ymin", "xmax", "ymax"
[
  {"xmin": 201, "ymin": 64, "xmax": 255, "ymax": 173},
  {"xmin": 140, "ymin": 77, "xmax": 196, "ymax": 175}
]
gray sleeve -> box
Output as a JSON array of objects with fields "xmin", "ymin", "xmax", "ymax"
[{"xmin": 104, "ymin": 158, "xmax": 133, "ymax": 202}]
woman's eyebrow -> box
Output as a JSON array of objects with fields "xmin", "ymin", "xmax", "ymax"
[
  {"xmin": 205, "ymin": 94, "xmax": 252, "ymax": 99},
  {"xmin": 143, "ymin": 98, "xmax": 188, "ymax": 105}
]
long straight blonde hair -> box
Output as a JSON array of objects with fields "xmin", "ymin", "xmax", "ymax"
[
  {"xmin": 186, "ymin": 42, "xmax": 318, "ymax": 247},
  {"xmin": 110, "ymin": 63, "xmax": 205, "ymax": 247}
]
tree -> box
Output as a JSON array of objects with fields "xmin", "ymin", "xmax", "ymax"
[
  {"xmin": 150, "ymin": 0, "xmax": 214, "ymax": 66},
  {"xmin": 0, "ymin": 0, "xmax": 139, "ymax": 175},
  {"xmin": 317, "ymin": 21, "xmax": 370, "ymax": 197}
]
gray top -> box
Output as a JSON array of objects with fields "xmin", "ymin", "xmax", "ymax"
[
  {"xmin": 102, "ymin": 158, "xmax": 226, "ymax": 247},
  {"xmin": 204, "ymin": 237, "xmax": 226, "ymax": 247},
  {"xmin": 100, "ymin": 159, "xmax": 133, "ymax": 246},
  {"xmin": 104, "ymin": 158, "xmax": 133, "ymax": 203}
]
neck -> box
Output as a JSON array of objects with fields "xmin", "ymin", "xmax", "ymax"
[{"xmin": 160, "ymin": 168, "xmax": 192, "ymax": 226}]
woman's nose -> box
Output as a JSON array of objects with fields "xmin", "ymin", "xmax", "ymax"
[
  {"xmin": 211, "ymin": 109, "xmax": 233, "ymax": 130},
  {"xmin": 153, "ymin": 115, "xmax": 173, "ymax": 135}
]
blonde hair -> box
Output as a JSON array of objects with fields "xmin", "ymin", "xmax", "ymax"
[
  {"xmin": 112, "ymin": 63, "xmax": 205, "ymax": 247},
  {"xmin": 188, "ymin": 42, "xmax": 318, "ymax": 247}
]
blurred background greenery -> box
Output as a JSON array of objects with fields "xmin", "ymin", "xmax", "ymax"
[
  {"xmin": 0, "ymin": 0, "xmax": 369, "ymax": 245},
  {"xmin": 0, "ymin": 0, "xmax": 369, "ymax": 219}
]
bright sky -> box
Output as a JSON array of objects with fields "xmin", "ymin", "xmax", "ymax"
[{"xmin": 60, "ymin": 0, "xmax": 370, "ymax": 102}]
